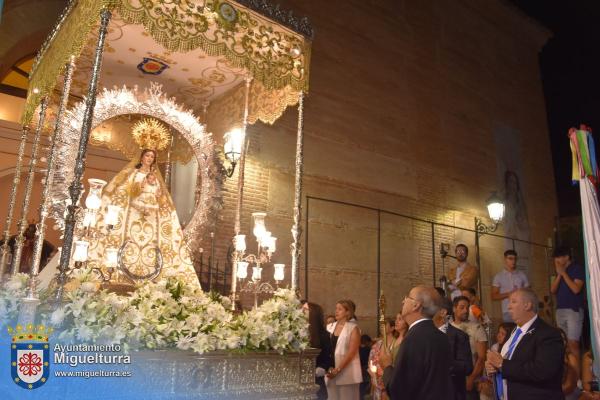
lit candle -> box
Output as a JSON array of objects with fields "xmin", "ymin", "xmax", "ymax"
[
  {"xmin": 234, "ymin": 234, "xmax": 246, "ymax": 252},
  {"xmin": 265, "ymin": 236, "xmax": 277, "ymax": 253},
  {"xmin": 105, "ymin": 247, "xmax": 118, "ymax": 268},
  {"xmin": 369, "ymin": 360, "xmax": 377, "ymax": 373},
  {"xmin": 72, "ymin": 240, "xmax": 89, "ymax": 262},
  {"xmin": 85, "ymin": 179, "xmax": 107, "ymax": 211},
  {"xmin": 273, "ymin": 263, "xmax": 285, "ymax": 282},
  {"xmin": 104, "ymin": 205, "xmax": 121, "ymax": 227},
  {"xmin": 252, "ymin": 212, "xmax": 267, "ymax": 240},
  {"xmin": 252, "ymin": 266, "xmax": 262, "ymax": 281},
  {"xmin": 82, "ymin": 209, "xmax": 97, "ymax": 228},
  {"xmin": 236, "ymin": 261, "xmax": 249, "ymax": 279}
]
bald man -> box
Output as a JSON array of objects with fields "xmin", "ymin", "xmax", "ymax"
[
  {"xmin": 486, "ymin": 288, "xmax": 564, "ymax": 400},
  {"xmin": 379, "ymin": 286, "xmax": 451, "ymax": 400}
]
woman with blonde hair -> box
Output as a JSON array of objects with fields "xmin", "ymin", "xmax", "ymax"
[{"xmin": 326, "ymin": 299, "xmax": 362, "ymax": 400}]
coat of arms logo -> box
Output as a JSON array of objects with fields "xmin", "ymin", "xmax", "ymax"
[{"xmin": 8, "ymin": 324, "xmax": 53, "ymax": 390}]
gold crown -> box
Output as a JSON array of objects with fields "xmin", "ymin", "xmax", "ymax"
[
  {"xmin": 7, "ymin": 324, "xmax": 54, "ymax": 343},
  {"xmin": 131, "ymin": 118, "xmax": 170, "ymax": 151}
]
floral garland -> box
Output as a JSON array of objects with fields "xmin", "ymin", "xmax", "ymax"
[{"xmin": 25, "ymin": 270, "xmax": 309, "ymax": 354}]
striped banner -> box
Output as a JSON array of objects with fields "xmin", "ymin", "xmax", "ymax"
[{"xmin": 569, "ymin": 126, "xmax": 600, "ymax": 375}]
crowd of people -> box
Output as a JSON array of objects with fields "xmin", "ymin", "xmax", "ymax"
[{"xmin": 302, "ymin": 245, "xmax": 598, "ymax": 400}]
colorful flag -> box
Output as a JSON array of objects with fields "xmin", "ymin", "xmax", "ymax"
[{"xmin": 569, "ymin": 125, "xmax": 600, "ymax": 375}]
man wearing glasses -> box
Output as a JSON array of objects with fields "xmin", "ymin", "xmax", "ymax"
[
  {"xmin": 491, "ymin": 250, "xmax": 530, "ymax": 323},
  {"xmin": 379, "ymin": 286, "xmax": 451, "ymax": 400}
]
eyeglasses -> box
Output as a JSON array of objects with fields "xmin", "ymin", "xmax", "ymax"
[{"xmin": 403, "ymin": 295, "xmax": 420, "ymax": 305}]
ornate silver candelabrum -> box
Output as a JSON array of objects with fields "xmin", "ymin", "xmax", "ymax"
[{"xmin": 232, "ymin": 212, "xmax": 285, "ymax": 309}]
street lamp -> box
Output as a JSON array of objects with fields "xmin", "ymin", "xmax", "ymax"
[
  {"xmin": 223, "ymin": 128, "xmax": 244, "ymax": 177},
  {"xmin": 474, "ymin": 191, "xmax": 505, "ymax": 301},
  {"xmin": 475, "ymin": 192, "xmax": 505, "ymax": 234}
]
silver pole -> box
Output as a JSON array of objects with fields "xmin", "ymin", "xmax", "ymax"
[
  {"xmin": 55, "ymin": 8, "xmax": 112, "ymax": 302},
  {"xmin": 231, "ymin": 77, "xmax": 252, "ymax": 309},
  {"xmin": 27, "ymin": 57, "xmax": 76, "ymax": 299},
  {"xmin": 11, "ymin": 98, "xmax": 48, "ymax": 275},
  {"xmin": 290, "ymin": 91, "xmax": 305, "ymax": 291},
  {"xmin": 0, "ymin": 125, "xmax": 30, "ymax": 279}
]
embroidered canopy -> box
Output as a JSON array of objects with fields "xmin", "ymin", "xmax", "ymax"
[{"xmin": 22, "ymin": 0, "xmax": 313, "ymax": 134}]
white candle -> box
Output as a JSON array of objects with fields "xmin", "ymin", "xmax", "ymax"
[
  {"xmin": 105, "ymin": 247, "xmax": 118, "ymax": 268},
  {"xmin": 72, "ymin": 241, "xmax": 89, "ymax": 262},
  {"xmin": 252, "ymin": 266, "xmax": 262, "ymax": 281},
  {"xmin": 104, "ymin": 205, "xmax": 121, "ymax": 227},
  {"xmin": 234, "ymin": 234, "xmax": 246, "ymax": 252},
  {"xmin": 273, "ymin": 264, "xmax": 285, "ymax": 282},
  {"xmin": 236, "ymin": 261, "xmax": 249, "ymax": 279}
]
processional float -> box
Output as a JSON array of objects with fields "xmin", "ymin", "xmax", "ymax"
[
  {"xmin": 2, "ymin": 0, "xmax": 312, "ymax": 306},
  {"xmin": 0, "ymin": 1, "xmax": 315, "ymax": 397}
]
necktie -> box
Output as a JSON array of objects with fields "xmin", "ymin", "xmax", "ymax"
[{"xmin": 495, "ymin": 328, "xmax": 522, "ymax": 399}]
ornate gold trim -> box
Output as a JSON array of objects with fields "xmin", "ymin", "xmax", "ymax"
[{"xmin": 23, "ymin": 0, "xmax": 311, "ymax": 124}]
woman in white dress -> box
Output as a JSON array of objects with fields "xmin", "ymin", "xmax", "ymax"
[{"xmin": 326, "ymin": 299, "xmax": 362, "ymax": 400}]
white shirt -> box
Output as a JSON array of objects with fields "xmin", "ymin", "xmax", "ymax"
[
  {"xmin": 409, "ymin": 318, "xmax": 429, "ymax": 330},
  {"xmin": 500, "ymin": 314, "xmax": 538, "ymax": 399},
  {"xmin": 450, "ymin": 263, "xmax": 468, "ymax": 299},
  {"xmin": 492, "ymin": 269, "xmax": 530, "ymax": 314},
  {"xmin": 439, "ymin": 322, "xmax": 449, "ymax": 333},
  {"xmin": 455, "ymin": 264, "xmax": 466, "ymax": 283}
]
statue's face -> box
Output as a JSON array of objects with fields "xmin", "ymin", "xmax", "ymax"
[{"xmin": 142, "ymin": 151, "xmax": 155, "ymax": 167}]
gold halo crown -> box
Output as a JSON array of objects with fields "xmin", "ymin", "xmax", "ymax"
[{"xmin": 131, "ymin": 118, "xmax": 170, "ymax": 151}]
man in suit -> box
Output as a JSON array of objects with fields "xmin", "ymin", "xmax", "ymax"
[
  {"xmin": 434, "ymin": 297, "xmax": 473, "ymax": 400},
  {"xmin": 379, "ymin": 285, "xmax": 452, "ymax": 400},
  {"xmin": 486, "ymin": 288, "xmax": 564, "ymax": 400}
]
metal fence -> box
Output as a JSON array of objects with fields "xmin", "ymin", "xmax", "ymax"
[{"xmin": 303, "ymin": 196, "xmax": 554, "ymax": 335}]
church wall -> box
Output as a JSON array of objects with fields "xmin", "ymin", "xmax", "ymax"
[{"xmin": 216, "ymin": 0, "xmax": 557, "ymax": 334}]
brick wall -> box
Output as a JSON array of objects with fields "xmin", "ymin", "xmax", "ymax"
[{"xmin": 212, "ymin": 0, "xmax": 558, "ymax": 332}]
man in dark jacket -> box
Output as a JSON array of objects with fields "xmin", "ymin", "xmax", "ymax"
[
  {"xmin": 486, "ymin": 288, "xmax": 564, "ymax": 400},
  {"xmin": 379, "ymin": 286, "xmax": 452, "ymax": 400},
  {"xmin": 434, "ymin": 297, "xmax": 473, "ymax": 400}
]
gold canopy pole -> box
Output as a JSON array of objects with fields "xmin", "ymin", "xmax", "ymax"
[
  {"xmin": 290, "ymin": 91, "xmax": 305, "ymax": 291},
  {"xmin": 55, "ymin": 9, "xmax": 112, "ymax": 303},
  {"xmin": 0, "ymin": 125, "xmax": 30, "ymax": 279},
  {"xmin": 11, "ymin": 98, "xmax": 48, "ymax": 276},
  {"xmin": 231, "ymin": 77, "xmax": 252, "ymax": 310},
  {"xmin": 26, "ymin": 57, "xmax": 75, "ymax": 303}
]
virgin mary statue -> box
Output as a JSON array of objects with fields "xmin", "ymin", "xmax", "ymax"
[{"xmin": 85, "ymin": 119, "xmax": 200, "ymax": 289}]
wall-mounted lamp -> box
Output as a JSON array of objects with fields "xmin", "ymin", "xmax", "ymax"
[
  {"xmin": 474, "ymin": 191, "xmax": 506, "ymax": 299},
  {"xmin": 223, "ymin": 128, "xmax": 244, "ymax": 177},
  {"xmin": 475, "ymin": 192, "xmax": 505, "ymax": 235}
]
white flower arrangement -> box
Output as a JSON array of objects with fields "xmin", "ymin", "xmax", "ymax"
[
  {"xmin": 233, "ymin": 289, "xmax": 309, "ymax": 353},
  {"xmin": 14, "ymin": 273, "xmax": 310, "ymax": 355},
  {"xmin": 0, "ymin": 273, "xmax": 29, "ymax": 326}
]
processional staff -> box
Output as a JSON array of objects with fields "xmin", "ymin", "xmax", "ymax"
[
  {"xmin": 483, "ymin": 322, "xmax": 498, "ymax": 399},
  {"xmin": 379, "ymin": 292, "xmax": 387, "ymax": 350}
]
